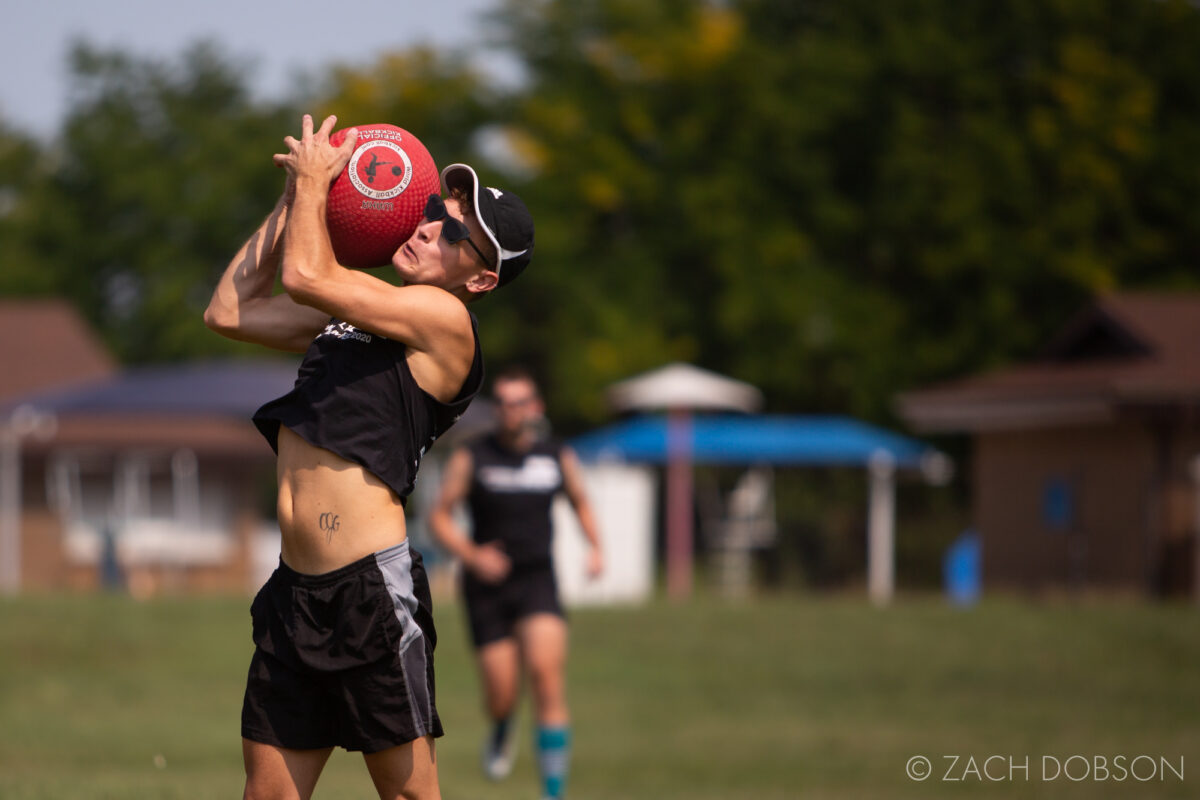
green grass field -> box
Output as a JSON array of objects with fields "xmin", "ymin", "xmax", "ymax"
[{"xmin": 1, "ymin": 590, "xmax": 1197, "ymax": 799}]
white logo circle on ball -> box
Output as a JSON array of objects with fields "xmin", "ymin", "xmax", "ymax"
[{"xmin": 348, "ymin": 140, "xmax": 413, "ymax": 200}]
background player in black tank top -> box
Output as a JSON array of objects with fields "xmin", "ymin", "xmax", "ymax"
[{"xmin": 429, "ymin": 367, "xmax": 603, "ymax": 800}]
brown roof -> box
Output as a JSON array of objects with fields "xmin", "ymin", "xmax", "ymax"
[
  {"xmin": 25, "ymin": 416, "xmax": 273, "ymax": 460},
  {"xmin": 1059, "ymin": 293, "xmax": 1200, "ymax": 361},
  {"xmin": 898, "ymin": 292, "xmax": 1200, "ymax": 432},
  {"xmin": 0, "ymin": 299, "xmax": 116, "ymax": 403}
]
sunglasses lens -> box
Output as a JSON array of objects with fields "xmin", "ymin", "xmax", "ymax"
[
  {"xmin": 424, "ymin": 194, "xmax": 444, "ymax": 220},
  {"xmin": 442, "ymin": 218, "xmax": 472, "ymax": 243},
  {"xmin": 424, "ymin": 193, "xmax": 476, "ymax": 249}
]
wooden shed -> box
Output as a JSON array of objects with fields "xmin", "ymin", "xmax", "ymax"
[{"xmin": 898, "ymin": 293, "xmax": 1200, "ymax": 597}]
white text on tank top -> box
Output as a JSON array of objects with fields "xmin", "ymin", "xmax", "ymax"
[{"xmin": 477, "ymin": 455, "xmax": 562, "ymax": 493}]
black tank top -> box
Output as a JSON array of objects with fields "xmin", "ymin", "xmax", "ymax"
[
  {"xmin": 467, "ymin": 434, "xmax": 564, "ymax": 567},
  {"xmin": 253, "ymin": 316, "xmax": 483, "ymax": 503}
]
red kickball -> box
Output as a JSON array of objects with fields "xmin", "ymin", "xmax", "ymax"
[{"xmin": 326, "ymin": 123, "xmax": 439, "ymax": 269}]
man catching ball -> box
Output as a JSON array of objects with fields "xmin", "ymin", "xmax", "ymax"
[{"xmin": 205, "ymin": 113, "xmax": 533, "ymax": 800}]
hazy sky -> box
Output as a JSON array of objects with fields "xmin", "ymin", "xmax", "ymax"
[{"xmin": 1, "ymin": 0, "xmax": 507, "ymax": 137}]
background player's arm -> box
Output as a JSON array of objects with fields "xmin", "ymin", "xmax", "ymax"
[
  {"xmin": 560, "ymin": 446, "xmax": 605, "ymax": 578},
  {"xmin": 429, "ymin": 447, "xmax": 511, "ymax": 583},
  {"xmin": 203, "ymin": 181, "xmax": 330, "ymax": 352}
]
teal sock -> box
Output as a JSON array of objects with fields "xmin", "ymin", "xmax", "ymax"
[{"xmin": 536, "ymin": 725, "xmax": 571, "ymax": 799}]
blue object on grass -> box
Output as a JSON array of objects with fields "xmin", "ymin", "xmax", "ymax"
[{"xmin": 944, "ymin": 530, "xmax": 981, "ymax": 606}]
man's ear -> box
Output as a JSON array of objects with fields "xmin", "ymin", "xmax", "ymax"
[{"xmin": 466, "ymin": 269, "xmax": 499, "ymax": 295}]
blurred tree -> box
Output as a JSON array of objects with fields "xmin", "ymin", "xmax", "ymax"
[
  {"xmin": 11, "ymin": 41, "xmax": 299, "ymax": 361},
  {"xmin": 488, "ymin": 0, "xmax": 765, "ymax": 421},
  {"xmin": 315, "ymin": 46, "xmax": 494, "ymax": 171},
  {"xmin": 0, "ymin": 118, "xmax": 55, "ymax": 295},
  {"xmin": 487, "ymin": 0, "xmax": 1200, "ymax": 424},
  {"xmin": 5, "ymin": 0, "xmax": 1200, "ymax": 432},
  {"xmin": 4, "ymin": 41, "xmax": 502, "ymax": 364}
]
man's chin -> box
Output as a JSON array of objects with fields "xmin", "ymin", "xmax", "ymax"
[{"xmin": 390, "ymin": 260, "xmax": 414, "ymax": 281}]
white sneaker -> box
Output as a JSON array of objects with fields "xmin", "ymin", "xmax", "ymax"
[{"xmin": 481, "ymin": 721, "xmax": 518, "ymax": 781}]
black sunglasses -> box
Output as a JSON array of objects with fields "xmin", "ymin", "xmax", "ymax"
[{"xmin": 424, "ymin": 194, "xmax": 491, "ymax": 268}]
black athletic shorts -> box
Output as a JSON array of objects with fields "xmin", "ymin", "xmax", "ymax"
[
  {"xmin": 462, "ymin": 558, "xmax": 564, "ymax": 648},
  {"xmin": 241, "ymin": 540, "xmax": 444, "ymax": 753}
]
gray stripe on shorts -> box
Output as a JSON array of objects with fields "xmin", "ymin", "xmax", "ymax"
[
  {"xmin": 375, "ymin": 541, "xmax": 422, "ymax": 655},
  {"xmin": 375, "ymin": 540, "xmax": 434, "ymax": 735}
]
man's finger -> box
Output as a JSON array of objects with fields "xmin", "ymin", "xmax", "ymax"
[{"xmin": 318, "ymin": 114, "xmax": 338, "ymax": 140}]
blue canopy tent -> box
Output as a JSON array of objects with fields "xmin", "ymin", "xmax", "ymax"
[
  {"xmin": 572, "ymin": 414, "xmax": 946, "ymax": 604},
  {"xmin": 571, "ymin": 414, "xmax": 934, "ymax": 467}
]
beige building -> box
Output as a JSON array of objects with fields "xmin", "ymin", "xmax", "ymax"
[{"xmin": 1, "ymin": 299, "xmax": 293, "ymax": 595}]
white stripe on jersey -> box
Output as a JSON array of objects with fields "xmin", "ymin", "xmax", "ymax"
[{"xmin": 477, "ymin": 455, "xmax": 562, "ymax": 493}]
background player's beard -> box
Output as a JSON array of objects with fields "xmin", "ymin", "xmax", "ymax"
[{"xmin": 524, "ymin": 415, "xmax": 551, "ymax": 442}]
